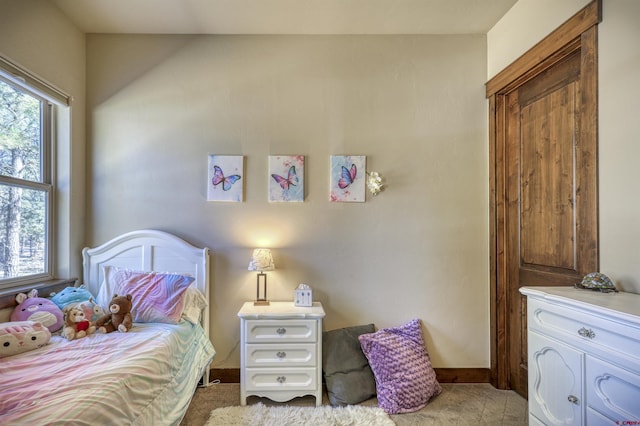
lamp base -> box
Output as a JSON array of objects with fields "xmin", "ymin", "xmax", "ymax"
[{"xmin": 254, "ymin": 300, "xmax": 270, "ymax": 306}]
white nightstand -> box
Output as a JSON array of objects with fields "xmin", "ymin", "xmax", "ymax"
[{"xmin": 237, "ymin": 301, "xmax": 326, "ymax": 406}]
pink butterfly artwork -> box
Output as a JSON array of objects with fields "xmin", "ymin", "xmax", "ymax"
[
  {"xmin": 271, "ymin": 166, "xmax": 298, "ymax": 190},
  {"xmin": 212, "ymin": 165, "xmax": 241, "ymax": 191},
  {"xmin": 338, "ymin": 164, "xmax": 357, "ymax": 189}
]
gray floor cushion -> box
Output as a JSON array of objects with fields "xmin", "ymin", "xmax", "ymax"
[{"xmin": 322, "ymin": 323, "xmax": 377, "ymax": 406}]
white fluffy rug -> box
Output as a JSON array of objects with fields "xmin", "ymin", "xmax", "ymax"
[{"xmin": 205, "ymin": 402, "xmax": 395, "ymax": 426}]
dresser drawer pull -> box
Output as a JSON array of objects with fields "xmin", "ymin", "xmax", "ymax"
[
  {"xmin": 276, "ymin": 351, "xmax": 286, "ymax": 359},
  {"xmin": 276, "ymin": 327, "xmax": 287, "ymax": 335},
  {"xmin": 578, "ymin": 327, "xmax": 595, "ymax": 339},
  {"xmin": 277, "ymin": 376, "xmax": 286, "ymax": 383},
  {"xmin": 567, "ymin": 395, "xmax": 579, "ymax": 405}
]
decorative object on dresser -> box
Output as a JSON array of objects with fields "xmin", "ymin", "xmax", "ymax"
[
  {"xmin": 294, "ymin": 283, "xmax": 313, "ymax": 307},
  {"xmin": 520, "ymin": 286, "xmax": 640, "ymax": 425},
  {"xmin": 237, "ymin": 301, "xmax": 326, "ymax": 406},
  {"xmin": 247, "ymin": 248, "xmax": 275, "ymax": 306}
]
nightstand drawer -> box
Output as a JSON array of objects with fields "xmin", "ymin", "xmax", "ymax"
[
  {"xmin": 245, "ymin": 320, "xmax": 317, "ymax": 343},
  {"xmin": 244, "ymin": 368, "xmax": 317, "ymax": 391},
  {"xmin": 246, "ymin": 343, "xmax": 316, "ymax": 367}
]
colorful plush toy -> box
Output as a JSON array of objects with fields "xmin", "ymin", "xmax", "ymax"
[
  {"xmin": 0, "ymin": 321, "xmax": 51, "ymax": 358},
  {"xmin": 96, "ymin": 294, "xmax": 133, "ymax": 333},
  {"xmin": 11, "ymin": 289, "xmax": 64, "ymax": 333},
  {"xmin": 50, "ymin": 285, "xmax": 93, "ymax": 310},
  {"xmin": 61, "ymin": 305, "xmax": 96, "ymax": 340},
  {"xmin": 50, "ymin": 285, "xmax": 105, "ymax": 322}
]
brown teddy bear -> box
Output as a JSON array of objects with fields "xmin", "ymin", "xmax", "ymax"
[
  {"xmin": 96, "ymin": 294, "xmax": 133, "ymax": 333},
  {"xmin": 62, "ymin": 304, "xmax": 96, "ymax": 340}
]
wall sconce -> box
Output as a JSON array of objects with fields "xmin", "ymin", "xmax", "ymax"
[{"xmin": 248, "ymin": 248, "xmax": 275, "ymax": 306}]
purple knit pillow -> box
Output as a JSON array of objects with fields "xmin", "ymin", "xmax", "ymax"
[{"xmin": 358, "ymin": 319, "xmax": 441, "ymax": 414}]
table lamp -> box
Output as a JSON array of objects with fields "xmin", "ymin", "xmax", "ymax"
[{"xmin": 248, "ymin": 248, "xmax": 275, "ymax": 305}]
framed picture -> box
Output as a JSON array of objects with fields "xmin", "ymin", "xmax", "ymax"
[
  {"xmin": 330, "ymin": 155, "xmax": 366, "ymax": 202},
  {"xmin": 207, "ymin": 155, "xmax": 244, "ymax": 202},
  {"xmin": 269, "ymin": 155, "xmax": 304, "ymax": 202}
]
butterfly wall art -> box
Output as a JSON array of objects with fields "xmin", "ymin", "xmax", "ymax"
[
  {"xmin": 207, "ymin": 155, "xmax": 244, "ymax": 202},
  {"xmin": 269, "ymin": 156, "xmax": 304, "ymax": 202},
  {"xmin": 330, "ymin": 155, "xmax": 366, "ymax": 202}
]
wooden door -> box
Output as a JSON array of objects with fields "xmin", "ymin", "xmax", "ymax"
[
  {"xmin": 505, "ymin": 49, "xmax": 595, "ymax": 397},
  {"xmin": 486, "ymin": 1, "xmax": 600, "ymax": 397}
]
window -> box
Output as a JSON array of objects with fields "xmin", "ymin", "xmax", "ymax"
[{"xmin": 0, "ymin": 76, "xmax": 53, "ymax": 289}]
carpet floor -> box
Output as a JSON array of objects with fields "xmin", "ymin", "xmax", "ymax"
[{"xmin": 180, "ymin": 383, "xmax": 528, "ymax": 425}]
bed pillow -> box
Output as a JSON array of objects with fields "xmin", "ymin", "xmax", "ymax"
[
  {"xmin": 0, "ymin": 321, "xmax": 51, "ymax": 358},
  {"xmin": 181, "ymin": 287, "xmax": 208, "ymax": 324},
  {"xmin": 322, "ymin": 324, "xmax": 377, "ymax": 406},
  {"xmin": 98, "ymin": 266, "xmax": 195, "ymax": 324},
  {"xmin": 358, "ymin": 318, "xmax": 441, "ymax": 414}
]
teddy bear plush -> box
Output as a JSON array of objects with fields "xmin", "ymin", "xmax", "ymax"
[
  {"xmin": 96, "ymin": 294, "xmax": 133, "ymax": 333},
  {"xmin": 61, "ymin": 305, "xmax": 96, "ymax": 340}
]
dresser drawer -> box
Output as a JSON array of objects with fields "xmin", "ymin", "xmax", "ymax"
[
  {"xmin": 245, "ymin": 343, "xmax": 317, "ymax": 367},
  {"xmin": 586, "ymin": 355, "xmax": 640, "ymax": 420},
  {"xmin": 245, "ymin": 320, "xmax": 317, "ymax": 343},
  {"xmin": 244, "ymin": 368, "xmax": 318, "ymax": 391},
  {"xmin": 528, "ymin": 298, "xmax": 640, "ymax": 367}
]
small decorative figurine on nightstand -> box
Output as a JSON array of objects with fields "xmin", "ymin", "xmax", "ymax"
[{"xmin": 294, "ymin": 284, "xmax": 313, "ymax": 307}]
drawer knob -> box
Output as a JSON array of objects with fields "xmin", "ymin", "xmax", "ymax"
[
  {"xmin": 276, "ymin": 327, "xmax": 287, "ymax": 335},
  {"xmin": 567, "ymin": 395, "xmax": 579, "ymax": 405},
  {"xmin": 578, "ymin": 327, "xmax": 596, "ymax": 339},
  {"xmin": 277, "ymin": 376, "xmax": 286, "ymax": 384},
  {"xmin": 276, "ymin": 351, "xmax": 286, "ymax": 359}
]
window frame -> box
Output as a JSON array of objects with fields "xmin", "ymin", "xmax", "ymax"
[{"xmin": 0, "ymin": 74, "xmax": 56, "ymax": 290}]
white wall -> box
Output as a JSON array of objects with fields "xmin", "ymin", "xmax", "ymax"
[
  {"xmin": 0, "ymin": 0, "xmax": 86, "ymax": 282},
  {"xmin": 488, "ymin": 0, "xmax": 640, "ymax": 294},
  {"xmin": 598, "ymin": 0, "xmax": 640, "ymax": 293},
  {"xmin": 86, "ymin": 34, "xmax": 490, "ymax": 368},
  {"xmin": 487, "ymin": 0, "xmax": 591, "ymax": 79}
]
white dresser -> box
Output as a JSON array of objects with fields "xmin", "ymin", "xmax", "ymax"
[
  {"xmin": 520, "ymin": 286, "xmax": 640, "ymax": 425},
  {"xmin": 237, "ymin": 301, "xmax": 325, "ymax": 406}
]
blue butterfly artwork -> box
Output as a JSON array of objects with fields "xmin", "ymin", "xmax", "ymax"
[
  {"xmin": 271, "ymin": 165, "xmax": 298, "ymax": 190},
  {"xmin": 338, "ymin": 164, "xmax": 357, "ymax": 189},
  {"xmin": 330, "ymin": 155, "xmax": 366, "ymax": 202},
  {"xmin": 212, "ymin": 165, "xmax": 241, "ymax": 191}
]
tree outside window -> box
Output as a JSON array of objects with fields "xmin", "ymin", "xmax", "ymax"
[{"xmin": 0, "ymin": 78, "xmax": 52, "ymax": 286}]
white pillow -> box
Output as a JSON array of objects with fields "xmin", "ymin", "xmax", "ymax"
[{"xmin": 182, "ymin": 287, "xmax": 208, "ymax": 324}]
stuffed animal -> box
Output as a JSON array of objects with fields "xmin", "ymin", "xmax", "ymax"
[
  {"xmin": 50, "ymin": 285, "xmax": 105, "ymax": 322},
  {"xmin": 61, "ymin": 305, "xmax": 96, "ymax": 340},
  {"xmin": 0, "ymin": 321, "xmax": 51, "ymax": 358},
  {"xmin": 50, "ymin": 285, "xmax": 93, "ymax": 310},
  {"xmin": 11, "ymin": 289, "xmax": 64, "ymax": 333},
  {"xmin": 96, "ymin": 294, "xmax": 133, "ymax": 333}
]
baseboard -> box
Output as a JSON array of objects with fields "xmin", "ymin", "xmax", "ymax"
[{"xmin": 209, "ymin": 368, "xmax": 490, "ymax": 384}]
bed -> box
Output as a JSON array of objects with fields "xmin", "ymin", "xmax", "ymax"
[{"xmin": 0, "ymin": 230, "xmax": 216, "ymax": 425}]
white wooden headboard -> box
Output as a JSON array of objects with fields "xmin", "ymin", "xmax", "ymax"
[{"xmin": 82, "ymin": 229, "xmax": 211, "ymax": 337}]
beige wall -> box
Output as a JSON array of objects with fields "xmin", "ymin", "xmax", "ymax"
[
  {"xmin": 488, "ymin": 0, "xmax": 640, "ymax": 294},
  {"xmin": 86, "ymin": 34, "xmax": 490, "ymax": 368},
  {"xmin": 5, "ymin": 0, "xmax": 636, "ymax": 372},
  {"xmin": 598, "ymin": 0, "xmax": 640, "ymax": 294},
  {"xmin": 0, "ymin": 0, "xmax": 86, "ymax": 282}
]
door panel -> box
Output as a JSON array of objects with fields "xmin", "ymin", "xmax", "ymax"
[{"xmin": 520, "ymin": 83, "xmax": 577, "ymax": 270}]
